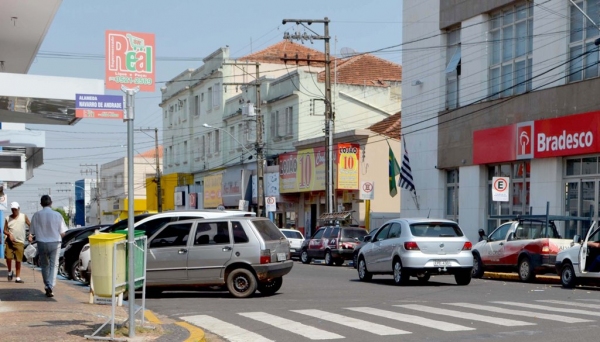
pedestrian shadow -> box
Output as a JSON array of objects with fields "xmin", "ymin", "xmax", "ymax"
[
  {"xmin": 0, "ymin": 288, "xmax": 56, "ymax": 302},
  {"xmin": 65, "ymin": 321, "xmax": 112, "ymax": 338},
  {"xmin": 29, "ymin": 319, "xmax": 90, "ymax": 327}
]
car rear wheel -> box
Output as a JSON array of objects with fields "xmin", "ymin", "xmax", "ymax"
[
  {"xmin": 561, "ymin": 263, "xmax": 577, "ymax": 288},
  {"xmin": 393, "ymin": 259, "xmax": 410, "ymax": 286},
  {"xmin": 454, "ymin": 269, "xmax": 472, "ymax": 285},
  {"xmin": 325, "ymin": 251, "xmax": 334, "ymax": 266},
  {"xmin": 518, "ymin": 257, "xmax": 535, "ymax": 282},
  {"xmin": 300, "ymin": 250, "xmax": 312, "ymax": 264},
  {"xmin": 471, "ymin": 254, "xmax": 484, "ymax": 278},
  {"xmin": 258, "ymin": 277, "xmax": 283, "ymax": 295},
  {"xmin": 357, "ymin": 258, "xmax": 372, "ymax": 282},
  {"xmin": 58, "ymin": 258, "xmax": 68, "ymax": 278},
  {"xmin": 226, "ymin": 268, "xmax": 257, "ymax": 298}
]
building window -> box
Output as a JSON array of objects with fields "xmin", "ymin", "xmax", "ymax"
[
  {"xmin": 229, "ymin": 126, "xmax": 236, "ymax": 152},
  {"xmin": 489, "ymin": 3, "xmax": 533, "ymax": 99},
  {"xmin": 238, "ymin": 123, "xmax": 244, "ymax": 146},
  {"xmin": 212, "ymin": 83, "xmax": 221, "ymax": 109},
  {"xmin": 487, "ymin": 161, "xmax": 530, "ymax": 232},
  {"xmin": 446, "ymin": 28, "xmax": 461, "ymax": 109},
  {"xmin": 215, "ymin": 130, "xmax": 220, "ymax": 153},
  {"xmin": 200, "ymin": 136, "xmax": 205, "ymax": 158},
  {"xmin": 569, "ymin": 0, "xmax": 600, "ymax": 82},
  {"xmin": 193, "ymin": 137, "xmax": 200, "ymax": 160},
  {"xmin": 183, "ymin": 141, "xmax": 188, "ymax": 164},
  {"xmin": 285, "ymin": 106, "xmax": 293, "ymax": 136},
  {"xmin": 207, "ymin": 87, "xmax": 213, "ymax": 109},
  {"xmin": 194, "ymin": 95, "xmax": 199, "ymax": 116},
  {"xmin": 207, "ymin": 132, "xmax": 212, "ymax": 155},
  {"xmin": 163, "ymin": 110, "xmax": 167, "ymax": 118},
  {"xmin": 270, "ymin": 111, "xmax": 278, "ymax": 138},
  {"xmin": 446, "ymin": 169, "xmax": 459, "ymax": 221},
  {"xmin": 182, "ymin": 99, "xmax": 187, "ymax": 121},
  {"xmin": 169, "ymin": 106, "xmax": 174, "ymax": 125},
  {"xmin": 168, "ymin": 146, "xmax": 173, "ymax": 166},
  {"xmin": 175, "ymin": 142, "xmax": 180, "ymax": 165}
]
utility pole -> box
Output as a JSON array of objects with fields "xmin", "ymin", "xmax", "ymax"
[
  {"xmin": 282, "ymin": 17, "xmax": 334, "ymax": 214},
  {"xmin": 138, "ymin": 127, "xmax": 162, "ymax": 212},
  {"xmin": 223, "ymin": 62, "xmax": 265, "ymax": 216},
  {"xmin": 80, "ymin": 164, "xmax": 101, "ymax": 224},
  {"xmin": 56, "ymin": 182, "xmax": 73, "ymax": 227}
]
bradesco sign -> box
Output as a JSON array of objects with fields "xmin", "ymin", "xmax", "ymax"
[
  {"xmin": 473, "ymin": 110, "xmax": 600, "ymax": 164},
  {"xmin": 105, "ymin": 30, "xmax": 155, "ymax": 92}
]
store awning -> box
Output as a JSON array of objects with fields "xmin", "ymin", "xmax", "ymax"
[{"xmin": 318, "ymin": 211, "xmax": 354, "ymax": 221}]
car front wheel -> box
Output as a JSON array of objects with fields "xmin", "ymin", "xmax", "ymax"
[
  {"xmin": 357, "ymin": 258, "xmax": 372, "ymax": 282},
  {"xmin": 325, "ymin": 251, "xmax": 334, "ymax": 266},
  {"xmin": 561, "ymin": 263, "xmax": 577, "ymax": 288},
  {"xmin": 258, "ymin": 277, "xmax": 283, "ymax": 295},
  {"xmin": 393, "ymin": 259, "xmax": 410, "ymax": 286},
  {"xmin": 301, "ymin": 250, "xmax": 312, "ymax": 264},
  {"xmin": 226, "ymin": 268, "xmax": 257, "ymax": 298}
]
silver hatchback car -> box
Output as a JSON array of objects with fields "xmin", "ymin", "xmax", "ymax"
[
  {"xmin": 357, "ymin": 218, "xmax": 473, "ymax": 285},
  {"xmin": 146, "ymin": 217, "xmax": 293, "ymax": 298}
]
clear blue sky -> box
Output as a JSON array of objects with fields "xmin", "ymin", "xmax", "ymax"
[{"xmin": 11, "ymin": 0, "xmax": 402, "ymax": 216}]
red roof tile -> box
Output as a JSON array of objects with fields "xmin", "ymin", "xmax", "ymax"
[
  {"xmin": 135, "ymin": 146, "xmax": 163, "ymax": 159},
  {"xmin": 368, "ymin": 112, "xmax": 401, "ymax": 140},
  {"xmin": 319, "ymin": 54, "xmax": 402, "ymax": 87},
  {"xmin": 239, "ymin": 40, "xmax": 330, "ymax": 67}
]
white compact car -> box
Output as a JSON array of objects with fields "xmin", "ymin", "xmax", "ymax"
[
  {"xmin": 357, "ymin": 218, "xmax": 473, "ymax": 285},
  {"xmin": 279, "ymin": 228, "xmax": 304, "ymax": 259},
  {"xmin": 555, "ymin": 223, "xmax": 600, "ymax": 288},
  {"xmin": 79, "ymin": 209, "xmax": 256, "ymax": 283}
]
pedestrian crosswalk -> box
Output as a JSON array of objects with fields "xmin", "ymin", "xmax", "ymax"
[{"xmin": 179, "ymin": 300, "xmax": 596, "ymax": 341}]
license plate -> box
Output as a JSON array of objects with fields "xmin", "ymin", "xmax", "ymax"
[
  {"xmin": 433, "ymin": 260, "xmax": 448, "ymax": 267},
  {"xmin": 277, "ymin": 253, "xmax": 286, "ymax": 261},
  {"xmin": 290, "ymin": 248, "xmax": 296, "ymax": 252}
]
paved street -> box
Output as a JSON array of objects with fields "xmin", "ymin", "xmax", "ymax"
[{"xmin": 145, "ymin": 261, "xmax": 600, "ymax": 342}]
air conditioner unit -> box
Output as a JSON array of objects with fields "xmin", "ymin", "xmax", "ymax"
[{"xmin": 242, "ymin": 103, "xmax": 255, "ymax": 116}]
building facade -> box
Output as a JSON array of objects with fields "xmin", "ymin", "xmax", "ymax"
[{"xmin": 402, "ymin": 0, "xmax": 600, "ymax": 242}]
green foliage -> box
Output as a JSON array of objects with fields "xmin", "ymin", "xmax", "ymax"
[{"xmin": 53, "ymin": 207, "xmax": 69, "ymax": 226}]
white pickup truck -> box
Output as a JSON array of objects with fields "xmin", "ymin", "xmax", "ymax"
[{"xmin": 555, "ymin": 223, "xmax": 600, "ymax": 288}]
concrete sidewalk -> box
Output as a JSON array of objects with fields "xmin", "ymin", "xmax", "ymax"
[{"xmin": 0, "ymin": 259, "xmax": 164, "ymax": 341}]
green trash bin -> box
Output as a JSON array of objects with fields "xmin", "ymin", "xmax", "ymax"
[{"xmin": 114, "ymin": 230, "xmax": 145, "ymax": 289}]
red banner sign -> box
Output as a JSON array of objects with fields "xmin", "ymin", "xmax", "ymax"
[{"xmin": 473, "ymin": 110, "xmax": 600, "ymax": 164}]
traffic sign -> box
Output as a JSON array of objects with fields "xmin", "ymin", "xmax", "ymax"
[
  {"xmin": 492, "ymin": 177, "xmax": 509, "ymax": 202},
  {"xmin": 360, "ymin": 181, "xmax": 374, "ymax": 200},
  {"xmin": 265, "ymin": 196, "xmax": 276, "ymax": 212}
]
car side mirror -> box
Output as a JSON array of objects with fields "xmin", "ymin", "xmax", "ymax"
[
  {"xmin": 364, "ymin": 236, "xmax": 372, "ymax": 243},
  {"xmin": 573, "ymin": 235, "xmax": 582, "ymax": 244}
]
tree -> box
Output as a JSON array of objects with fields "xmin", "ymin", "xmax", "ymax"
[{"xmin": 53, "ymin": 207, "xmax": 69, "ymax": 227}]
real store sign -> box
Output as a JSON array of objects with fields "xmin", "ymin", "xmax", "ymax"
[
  {"xmin": 473, "ymin": 110, "xmax": 600, "ymax": 164},
  {"xmin": 105, "ymin": 30, "xmax": 155, "ymax": 92}
]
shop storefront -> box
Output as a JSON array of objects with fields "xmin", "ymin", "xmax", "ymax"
[{"xmin": 473, "ymin": 110, "xmax": 600, "ymax": 238}]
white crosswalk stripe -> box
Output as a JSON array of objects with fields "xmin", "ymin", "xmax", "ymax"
[
  {"xmin": 537, "ymin": 300, "xmax": 600, "ymax": 309},
  {"xmin": 292, "ymin": 309, "xmax": 411, "ymax": 336},
  {"xmin": 180, "ymin": 315, "xmax": 273, "ymax": 342},
  {"xmin": 239, "ymin": 312, "xmax": 345, "ymax": 340},
  {"xmin": 346, "ymin": 307, "xmax": 476, "ymax": 331},
  {"xmin": 491, "ymin": 301, "xmax": 599, "ymax": 316},
  {"xmin": 395, "ymin": 304, "xmax": 536, "ymax": 327},
  {"xmin": 447, "ymin": 303, "xmax": 593, "ymax": 323}
]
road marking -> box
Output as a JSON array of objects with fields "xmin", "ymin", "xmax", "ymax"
[
  {"xmin": 180, "ymin": 315, "xmax": 273, "ymax": 342},
  {"xmin": 346, "ymin": 307, "xmax": 475, "ymax": 332},
  {"xmin": 239, "ymin": 312, "xmax": 344, "ymax": 340},
  {"xmin": 144, "ymin": 310, "xmax": 162, "ymax": 324},
  {"xmin": 491, "ymin": 301, "xmax": 599, "ymax": 316},
  {"xmin": 537, "ymin": 300, "xmax": 600, "ymax": 309},
  {"xmin": 175, "ymin": 322, "xmax": 206, "ymax": 342},
  {"xmin": 292, "ymin": 309, "xmax": 410, "ymax": 335},
  {"xmin": 447, "ymin": 303, "xmax": 592, "ymax": 323},
  {"xmin": 395, "ymin": 304, "xmax": 535, "ymax": 327}
]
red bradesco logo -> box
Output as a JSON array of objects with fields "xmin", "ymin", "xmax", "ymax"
[
  {"xmin": 105, "ymin": 30, "xmax": 155, "ymax": 92},
  {"xmin": 516, "ymin": 122, "xmax": 533, "ymax": 159}
]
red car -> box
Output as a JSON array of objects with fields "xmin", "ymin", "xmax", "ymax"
[{"xmin": 300, "ymin": 225, "xmax": 367, "ymax": 266}]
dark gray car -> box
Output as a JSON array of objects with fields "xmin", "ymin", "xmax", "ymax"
[{"xmin": 146, "ymin": 217, "xmax": 293, "ymax": 298}]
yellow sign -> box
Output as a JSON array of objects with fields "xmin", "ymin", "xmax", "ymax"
[
  {"xmin": 203, "ymin": 174, "xmax": 223, "ymax": 208},
  {"xmin": 337, "ymin": 143, "xmax": 360, "ymax": 190},
  {"xmin": 279, "ymin": 147, "xmax": 326, "ymax": 193}
]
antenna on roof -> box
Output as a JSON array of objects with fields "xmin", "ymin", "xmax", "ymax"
[
  {"xmin": 340, "ymin": 47, "xmax": 357, "ymax": 58},
  {"xmin": 427, "ymin": 208, "xmax": 431, "ymax": 219}
]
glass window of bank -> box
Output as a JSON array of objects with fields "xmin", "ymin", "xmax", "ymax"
[
  {"xmin": 564, "ymin": 156, "xmax": 600, "ymax": 238},
  {"xmin": 487, "ymin": 161, "xmax": 530, "ymax": 233}
]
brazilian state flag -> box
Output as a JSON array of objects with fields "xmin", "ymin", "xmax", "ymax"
[{"xmin": 389, "ymin": 145, "xmax": 401, "ymax": 197}]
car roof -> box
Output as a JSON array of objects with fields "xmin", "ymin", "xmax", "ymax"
[{"xmin": 388, "ymin": 218, "xmax": 459, "ymax": 225}]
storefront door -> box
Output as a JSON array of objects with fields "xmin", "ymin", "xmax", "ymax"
[{"xmin": 564, "ymin": 179, "xmax": 599, "ymax": 238}]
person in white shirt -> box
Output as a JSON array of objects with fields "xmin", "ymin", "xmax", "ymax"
[
  {"xmin": 4, "ymin": 202, "xmax": 30, "ymax": 283},
  {"xmin": 28, "ymin": 195, "xmax": 67, "ymax": 298}
]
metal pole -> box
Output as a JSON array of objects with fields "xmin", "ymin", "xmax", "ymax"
[
  {"xmin": 155, "ymin": 128, "xmax": 162, "ymax": 212},
  {"xmin": 324, "ymin": 17, "xmax": 334, "ymax": 214},
  {"xmin": 256, "ymin": 63, "xmax": 265, "ymax": 217},
  {"xmin": 96, "ymin": 165, "xmax": 101, "ymax": 224},
  {"xmin": 123, "ymin": 86, "xmax": 139, "ymax": 338}
]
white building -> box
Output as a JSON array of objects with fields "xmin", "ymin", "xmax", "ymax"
[{"xmin": 402, "ymin": 0, "xmax": 600, "ymax": 241}]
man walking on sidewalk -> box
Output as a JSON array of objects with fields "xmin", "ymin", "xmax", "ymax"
[
  {"xmin": 29, "ymin": 195, "xmax": 67, "ymax": 297},
  {"xmin": 4, "ymin": 202, "xmax": 30, "ymax": 283}
]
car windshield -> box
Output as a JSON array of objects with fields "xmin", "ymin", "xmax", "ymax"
[
  {"xmin": 281, "ymin": 230, "xmax": 303, "ymax": 239},
  {"xmin": 410, "ymin": 223, "xmax": 464, "ymax": 237},
  {"xmin": 341, "ymin": 228, "xmax": 368, "ymax": 239},
  {"xmin": 252, "ymin": 220, "xmax": 285, "ymax": 241},
  {"xmin": 105, "ymin": 213, "xmax": 156, "ymax": 232}
]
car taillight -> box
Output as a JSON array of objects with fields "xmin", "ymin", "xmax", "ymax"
[
  {"xmin": 541, "ymin": 244, "xmax": 550, "ymax": 253},
  {"xmin": 260, "ymin": 249, "xmax": 271, "ymax": 264},
  {"xmin": 404, "ymin": 241, "xmax": 420, "ymax": 250},
  {"xmin": 462, "ymin": 242, "xmax": 472, "ymax": 251}
]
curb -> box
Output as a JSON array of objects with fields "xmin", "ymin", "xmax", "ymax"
[
  {"xmin": 144, "ymin": 309, "xmax": 162, "ymax": 325},
  {"xmin": 175, "ymin": 321, "xmax": 206, "ymax": 342},
  {"xmin": 483, "ymin": 271, "xmax": 560, "ymax": 283}
]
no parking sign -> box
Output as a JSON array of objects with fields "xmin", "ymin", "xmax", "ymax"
[
  {"xmin": 492, "ymin": 177, "xmax": 510, "ymax": 202},
  {"xmin": 265, "ymin": 197, "xmax": 276, "ymax": 212}
]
